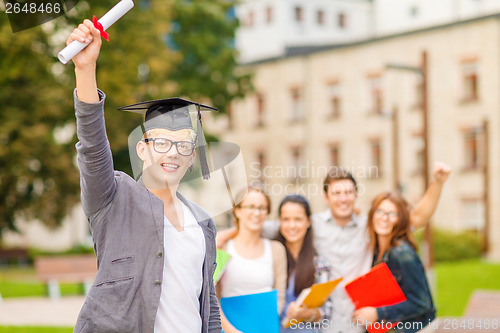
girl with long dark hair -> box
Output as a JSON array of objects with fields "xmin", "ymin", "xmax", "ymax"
[{"xmin": 276, "ymin": 194, "xmax": 331, "ymax": 333}]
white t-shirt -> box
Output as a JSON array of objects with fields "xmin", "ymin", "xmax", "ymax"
[
  {"xmin": 219, "ymin": 238, "xmax": 274, "ymax": 298},
  {"xmin": 154, "ymin": 202, "xmax": 206, "ymax": 333}
]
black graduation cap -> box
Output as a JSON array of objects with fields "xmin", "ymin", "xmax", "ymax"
[{"xmin": 118, "ymin": 97, "xmax": 217, "ymax": 180}]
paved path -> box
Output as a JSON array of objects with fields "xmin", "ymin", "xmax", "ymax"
[
  {"xmin": 0, "ymin": 291, "xmax": 498, "ymax": 330},
  {"xmin": 0, "ymin": 296, "xmax": 84, "ymax": 326}
]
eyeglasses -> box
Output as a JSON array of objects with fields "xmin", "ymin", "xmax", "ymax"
[
  {"xmin": 239, "ymin": 205, "xmax": 268, "ymax": 214},
  {"xmin": 373, "ymin": 209, "xmax": 398, "ymax": 221},
  {"xmin": 330, "ymin": 190, "xmax": 356, "ymax": 197},
  {"xmin": 144, "ymin": 138, "xmax": 195, "ymax": 156}
]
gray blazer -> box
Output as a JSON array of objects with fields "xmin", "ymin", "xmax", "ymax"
[{"xmin": 73, "ymin": 89, "xmax": 222, "ymax": 333}]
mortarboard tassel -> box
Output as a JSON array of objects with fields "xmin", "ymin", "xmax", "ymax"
[{"xmin": 196, "ymin": 104, "xmax": 210, "ymax": 180}]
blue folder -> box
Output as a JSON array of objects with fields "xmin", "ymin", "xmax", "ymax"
[{"xmin": 220, "ymin": 290, "xmax": 280, "ymax": 333}]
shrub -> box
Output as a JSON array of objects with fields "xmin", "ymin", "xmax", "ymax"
[
  {"xmin": 28, "ymin": 244, "xmax": 94, "ymax": 260},
  {"xmin": 415, "ymin": 228, "xmax": 482, "ymax": 262}
]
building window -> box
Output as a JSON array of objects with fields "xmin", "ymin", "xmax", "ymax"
[
  {"xmin": 461, "ymin": 198, "xmax": 485, "ymax": 231},
  {"xmin": 256, "ymin": 150, "xmax": 266, "ymax": 181},
  {"xmin": 338, "ymin": 13, "xmax": 347, "ymax": 28},
  {"xmin": 295, "ymin": 6, "xmax": 303, "ymax": 22},
  {"xmin": 368, "ymin": 75, "xmax": 383, "ymax": 115},
  {"xmin": 414, "ymin": 76, "xmax": 424, "ymax": 110},
  {"xmin": 463, "ymin": 128, "xmax": 484, "ymax": 170},
  {"xmin": 327, "ymin": 82, "xmax": 341, "ymax": 119},
  {"xmin": 369, "ymin": 139, "xmax": 382, "ymax": 178},
  {"xmin": 255, "ymin": 93, "xmax": 265, "ymax": 127},
  {"xmin": 290, "ymin": 87, "xmax": 304, "ymax": 121},
  {"xmin": 266, "ymin": 6, "xmax": 273, "ymax": 24},
  {"xmin": 289, "ymin": 146, "xmax": 304, "ymax": 180},
  {"xmin": 410, "ymin": 6, "xmax": 419, "ymax": 18},
  {"xmin": 226, "ymin": 103, "xmax": 233, "ymax": 130},
  {"xmin": 317, "ymin": 10, "xmax": 325, "ymax": 25},
  {"xmin": 329, "ymin": 143, "xmax": 341, "ymax": 167},
  {"xmin": 412, "ymin": 134, "xmax": 424, "ymax": 174},
  {"xmin": 462, "ymin": 62, "xmax": 479, "ymax": 102},
  {"xmin": 243, "ymin": 10, "xmax": 255, "ymax": 27}
]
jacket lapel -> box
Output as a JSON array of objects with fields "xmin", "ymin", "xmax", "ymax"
[{"xmin": 137, "ymin": 177, "xmax": 164, "ymax": 243}]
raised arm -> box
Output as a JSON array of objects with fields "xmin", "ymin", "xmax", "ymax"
[
  {"xmin": 410, "ymin": 162, "xmax": 451, "ymax": 229},
  {"xmin": 70, "ymin": 19, "xmax": 101, "ymax": 103},
  {"xmin": 69, "ymin": 20, "xmax": 116, "ymax": 217},
  {"xmin": 215, "ymin": 227, "xmax": 238, "ymax": 249},
  {"xmin": 271, "ymin": 240, "xmax": 288, "ymax": 314},
  {"xmin": 216, "ymin": 281, "xmax": 242, "ymax": 333}
]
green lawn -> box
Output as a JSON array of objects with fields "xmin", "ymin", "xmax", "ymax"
[
  {"xmin": 435, "ymin": 259, "xmax": 500, "ymax": 316},
  {"xmin": 0, "ymin": 267, "xmax": 83, "ymax": 298},
  {"xmin": 0, "ymin": 259, "xmax": 499, "ymax": 324},
  {"xmin": 0, "ymin": 268, "xmax": 80, "ymax": 332}
]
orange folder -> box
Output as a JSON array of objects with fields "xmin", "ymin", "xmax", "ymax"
[
  {"xmin": 344, "ymin": 263, "xmax": 406, "ymax": 333},
  {"xmin": 282, "ymin": 277, "xmax": 343, "ymax": 328}
]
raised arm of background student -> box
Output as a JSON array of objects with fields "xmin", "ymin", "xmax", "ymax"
[
  {"xmin": 271, "ymin": 240, "xmax": 288, "ymax": 314},
  {"xmin": 409, "ymin": 162, "xmax": 451, "ymax": 229},
  {"xmin": 215, "ymin": 281, "xmax": 242, "ymax": 333},
  {"xmin": 70, "ymin": 20, "xmax": 116, "ymax": 217},
  {"xmin": 215, "ymin": 227, "xmax": 238, "ymax": 249}
]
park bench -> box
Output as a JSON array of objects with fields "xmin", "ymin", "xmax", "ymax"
[
  {"xmin": 34, "ymin": 254, "xmax": 97, "ymax": 300},
  {"xmin": 0, "ymin": 247, "xmax": 29, "ymax": 266},
  {"xmin": 425, "ymin": 290, "xmax": 500, "ymax": 333},
  {"xmin": 445, "ymin": 290, "xmax": 500, "ymax": 332},
  {"xmin": 464, "ymin": 290, "xmax": 500, "ymax": 318},
  {"xmin": 0, "ymin": 248, "xmax": 29, "ymax": 300}
]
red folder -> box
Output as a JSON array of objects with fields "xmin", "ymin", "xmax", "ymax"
[{"xmin": 345, "ymin": 263, "xmax": 406, "ymax": 333}]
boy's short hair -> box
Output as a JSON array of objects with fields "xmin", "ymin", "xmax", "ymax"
[{"xmin": 323, "ymin": 167, "xmax": 357, "ymax": 193}]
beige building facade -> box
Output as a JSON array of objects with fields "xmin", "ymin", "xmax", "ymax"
[
  {"xmin": 208, "ymin": 14, "xmax": 500, "ymax": 260},
  {"xmin": 4, "ymin": 15, "xmax": 500, "ymax": 261}
]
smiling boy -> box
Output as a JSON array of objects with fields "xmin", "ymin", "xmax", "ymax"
[{"xmin": 68, "ymin": 19, "xmax": 221, "ymax": 333}]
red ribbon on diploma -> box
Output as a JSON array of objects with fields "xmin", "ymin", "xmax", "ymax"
[{"xmin": 92, "ymin": 16, "xmax": 109, "ymax": 41}]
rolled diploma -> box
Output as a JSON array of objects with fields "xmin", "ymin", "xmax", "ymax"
[{"xmin": 58, "ymin": 0, "xmax": 135, "ymax": 64}]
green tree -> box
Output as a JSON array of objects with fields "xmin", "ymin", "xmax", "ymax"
[
  {"xmin": 168, "ymin": 0, "xmax": 252, "ymax": 112},
  {"xmin": 62, "ymin": 0, "xmax": 250, "ymax": 167},
  {"xmin": 0, "ymin": 12, "xmax": 79, "ymax": 235},
  {"xmin": 0, "ymin": 0, "xmax": 250, "ymax": 235}
]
